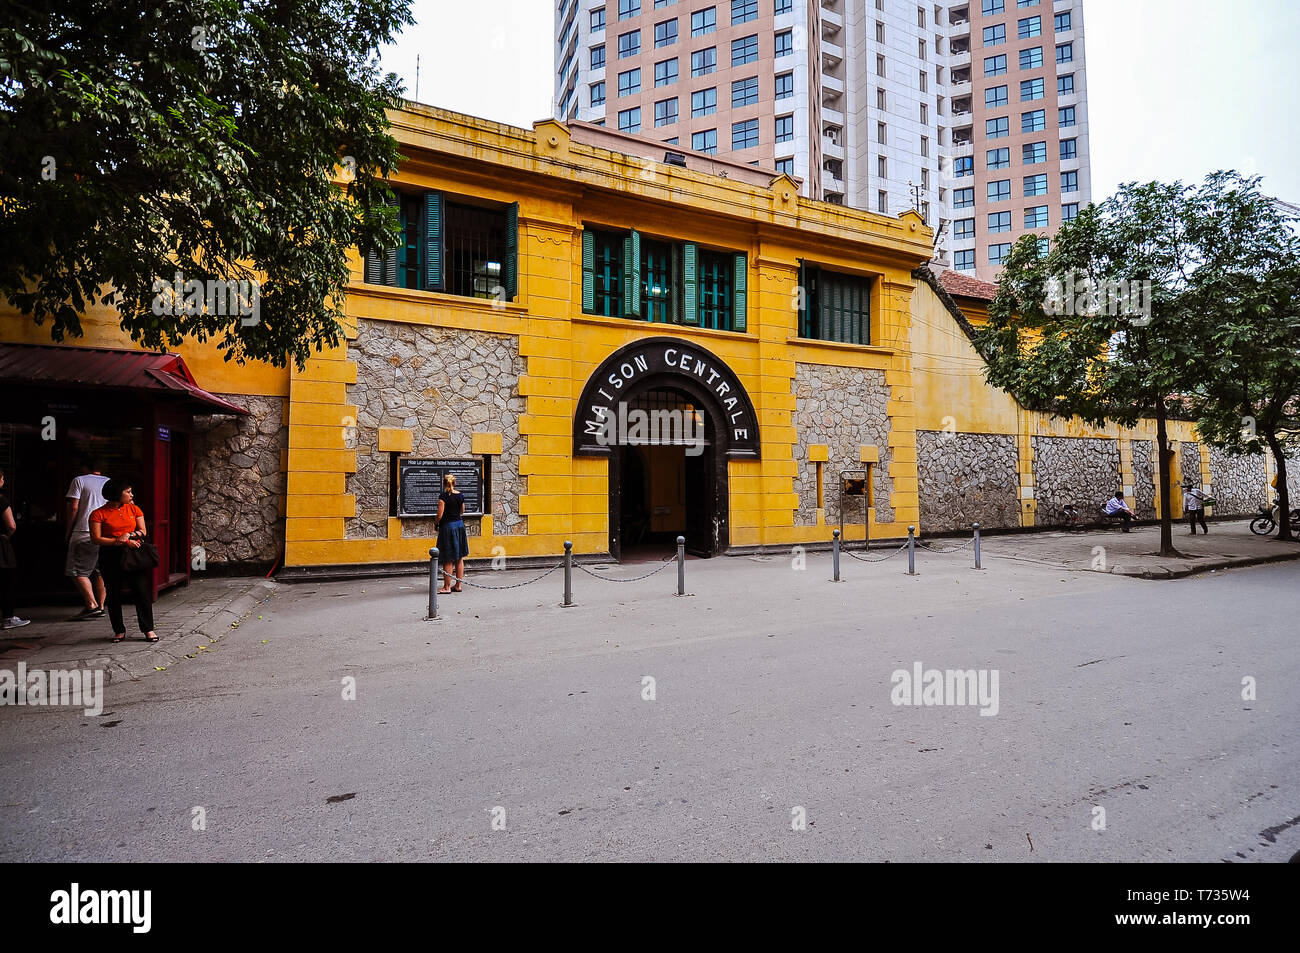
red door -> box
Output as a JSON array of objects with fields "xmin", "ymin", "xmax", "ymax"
[
  {"xmin": 169, "ymin": 431, "xmax": 192, "ymax": 584},
  {"xmin": 151, "ymin": 425, "xmax": 170, "ymax": 597},
  {"xmin": 146, "ymin": 416, "xmax": 193, "ymax": 597}
]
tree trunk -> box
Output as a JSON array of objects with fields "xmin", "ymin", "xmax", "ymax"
[
  {"xmin": 1154, "ymin": 399, "xmax": 1180, "ymax": 557},
  {"xmin": 1267, "ymin": 434, "xmax": 1293, "ymax": 542}
]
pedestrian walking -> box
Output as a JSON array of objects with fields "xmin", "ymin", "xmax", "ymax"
[
  {"xmin": 435, "ymin": 473, "xmax": 469, "ymax": 593},
  {"xmin": 88, "ymin": 479, "xmax": 157, "ymax": 643},
  {"xmin": 0, "ymin": 469, "xmax": 29, "ymax": 630},
  {"xmin": 64, "ymin": 460, "xmax": 108, "ymax": 620},
  {"xmin": 1184, "ymin": 483, "xmax": 1209, "ymax": 534},
  {"xmin": 1102, "ymin": 491, "xmax": 1134, "ymax": 532}
]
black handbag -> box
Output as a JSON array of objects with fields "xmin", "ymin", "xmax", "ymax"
[
  {"xmin": 121, "ymin": 539, "xmax": 160, "ymax": 572},
  {"xmin": 0, "ymin": 534, "xmax": 15, "ymax": 570}
]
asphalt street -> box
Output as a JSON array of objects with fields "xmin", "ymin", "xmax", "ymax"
[{"xmin": 1, "ymin": 546, "xmax": 1296, "ymax": 862}]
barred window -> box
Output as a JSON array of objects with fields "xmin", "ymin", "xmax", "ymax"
[{"xmin": 363, "ymin": 191, "xmax": 518, "ymax": 303}]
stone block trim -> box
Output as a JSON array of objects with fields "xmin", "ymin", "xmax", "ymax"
[
  {"xmin": 916, "ymin": 432, "xmax": 1021, "ymax": 531},
  {"xmin": 1031, "ymin": 436, "xmax": 1120, "ymax": 525},
  {"xmin": 791, "ymin": 363, "xmax": 893, "ymax": 527},
  {"xmin": 1207, "ymin": 446, "xmax": 1268, "ymax": 516},
  {"xmin": 192, "ymin": 393, "xmax": 287, "ymax": 568},
  {"xmin": 1130, "ymin": 439, "xmax": 1156, "ymax": 519},
  {"xmin": 345, "ymin": 319, "xmax": 527, "ymax": 540}
]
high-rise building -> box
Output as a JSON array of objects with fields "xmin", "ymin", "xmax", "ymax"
[{"xmin": 554, "ymin": 0, "xmax": 1091, "ymax": 282}]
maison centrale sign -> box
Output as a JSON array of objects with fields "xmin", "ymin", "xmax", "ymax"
[{"xmin": 574, "ymin": 337, "xmax": 761, "ymax": 458}]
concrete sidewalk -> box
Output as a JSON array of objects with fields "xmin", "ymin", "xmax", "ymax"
[
  {"xmin": 0, "ymin": 576, "xmax": 276, "ymax": 683},
  {"xmin": 3, "ymin": 519, "xmax": 1291, "ymax": 684},
  {"xmin": 968, "ymin": 519, "xmax": 1300, "ymax": 579}
]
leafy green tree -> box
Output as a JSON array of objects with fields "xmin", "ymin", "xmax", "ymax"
[
  {"xmin": 981, "ymin": 172, "xmax": 1299, "ymax": 554},
  {"xmin": 1, "ymin": 0, "xmax": 413, "ymax": 367},
  {"xmin": 978, "ymin": 181, "xmax": 1204, "ymax": 556},
  {"xmin": 1182, "ymin": 260, "xmax": 1300, "ymax": 541}
]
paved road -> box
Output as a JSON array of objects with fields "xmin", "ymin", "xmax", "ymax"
[{"xmin": 1, "ymin": 547, "xmax": 1296, "ymax": 862}]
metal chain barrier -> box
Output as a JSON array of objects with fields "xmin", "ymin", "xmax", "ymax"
[
  {"xmin": 444, "ymin": 562, "xmax": 565, "ymax": 591},
  {"xmin": 845, "ymin": 540, "xmax": 910, "ymax": 562},
  {"xmin": 918, "ymin": 536, "xmax": 977, "ymax": 554},
  {"xmin": 577, "ymin": 555, "xmax": 677, "ymax": 582}
]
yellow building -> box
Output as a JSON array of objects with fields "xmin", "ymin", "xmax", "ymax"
[
  {"xmin": 4, "ymin": 103, "xmax": 1293, "ymax": 585},
  {"xmin": 284, "ymin": 105, "xmax": 935, "ymax": 569}
]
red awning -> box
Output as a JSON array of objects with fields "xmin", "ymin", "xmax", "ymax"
[{"xmin": 0, "ymin": 343, "xmax": 249, "ymax": 415}]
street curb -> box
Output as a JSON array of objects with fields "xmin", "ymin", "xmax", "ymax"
[
  {"xmin": 1110, "ymin": 548, "xmax": 1300, "ymax": 580},
  {"xmin": 38, "ymin": 579, "xmax": 278, "ymax": 685}
]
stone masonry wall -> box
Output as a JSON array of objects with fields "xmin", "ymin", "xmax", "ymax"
[
  {"xmin": 1179, "ymin": 442, "xmax": 1202, "ymax": 496},
  {"xmin": 346, "ymin": 320, "xmax": 527, "ymax": 540},
  {"xmin": 1289, "ymin": 454, "xmax": 1300, "ymax": 506},
  {"xmin": 192, "ymin": 394, "xmax": 286, "ymax": 568},
  {"xmin": 916, "ymin": 432, "xmax": 1021, "ymax": 531},
  {"xmin": 1032, "ymin": 436, "xmax": 1120, "ymax": 525},
  {"xmin": 792, "ymin": 363, "xmax": 893, "ymax": 526},
  {"xmin": 1130, "ymin": 439, "xmax": 1156, "ymax": 520},
  {"xmin": 1207, "ymin": 446, "xmax": 1268, "ymax": 516}
]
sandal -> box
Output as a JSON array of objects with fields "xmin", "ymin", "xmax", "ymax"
[
  {"xmin": 111, "ymin": 633, "xmax": 126, "ymax": 643},
  {"xmin": 436, "ymin": 588, "xmax": 452, "ymax": 594},
  {"xmin": 143, "ymin": 632, "xmax": 159, "ymax": 643}
]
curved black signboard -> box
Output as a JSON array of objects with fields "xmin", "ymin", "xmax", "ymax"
[{"xmin": 573, "ymin": 336, "xmax": 761, "ymax": 458}]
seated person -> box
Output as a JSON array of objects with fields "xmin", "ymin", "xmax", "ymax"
[{"xmin": 1101, "ymin": 491, "xmax": 1134, "ymax": 532}]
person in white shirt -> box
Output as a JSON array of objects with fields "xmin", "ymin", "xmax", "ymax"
[
  {"xmin": 1183, "ymin": 483, "xmax": 1209, "ymax": 535},
  {"xmin": 65, "ymin": 461, "xmax": 109, "ymax": 620},
  {"xmin": 1102, "ymin": 491, "xmax": 1134, "ymax": 532}
]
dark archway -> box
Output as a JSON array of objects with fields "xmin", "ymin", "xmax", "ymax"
[{"xmin": 574, "ymin": 338, "xmax": 761, "ymax": 560}]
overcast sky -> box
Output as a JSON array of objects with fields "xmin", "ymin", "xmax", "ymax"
[{"xmin": 381, "ymin": 0, "xmax": 1300, "ymax": 204}]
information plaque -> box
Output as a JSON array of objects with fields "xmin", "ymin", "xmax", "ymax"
[{"xmin": 398, "ymin": 458, "xmax": 484, "ymax": 517}]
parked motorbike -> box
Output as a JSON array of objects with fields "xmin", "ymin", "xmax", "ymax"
[{"xmin": 1249, "ymin": 498, "xmax": 1300, "ymax": 536}]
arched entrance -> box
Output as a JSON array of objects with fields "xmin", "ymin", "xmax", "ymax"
[{"xmin": 574, "ymin": 337, "xmax": 760, "ymax": 561}]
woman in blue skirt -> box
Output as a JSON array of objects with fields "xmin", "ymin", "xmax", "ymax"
[{"xmin": 435, "ymin": 473, "xmax": 469, "ymax": 593}]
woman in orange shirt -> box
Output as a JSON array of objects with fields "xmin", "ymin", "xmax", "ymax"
[{"xmin": 89, "ymin": 478, "xmax": 157, "ymax": 644}]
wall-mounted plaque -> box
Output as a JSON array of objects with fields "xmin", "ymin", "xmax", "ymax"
[{"xmin": 398, "ymin": 458, "xmax": 484, "ymax": 517}]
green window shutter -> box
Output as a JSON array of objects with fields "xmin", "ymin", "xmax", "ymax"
[
  {"xmin": 863, "ymin": 278, "xmax": 871, "ymax": 345},
  {"xmin": 581, "ymin": 230, "xmax": 596, "ymax": 313},
  {"xmin": 797, "ymin": 259, "xmax": 809, "ymax": 338},
  {"xmin": 670, "ymin": 243, "xmax": 682, "ymax": 323},
  {"xmin": 424, "ymin": 192, "xmax": 443, "ymax": 291},
  {"xmin": 732, "ymin": 253, "xmax": 747, "ymax": 332},
  {"xmin": 384, "ymin": 247, "xmax": 398, "ymax": 286},
  {"xmin": 622, "ymin": 236, "xmax": 634, "ymax": 316},
  {"xmin": 827, "ymin": 276, "xmax": 841, "ymax": 342},
  {"xmin": 504, "ymin": 202, "xmax": 519, "ymax": 301},
  {"xmin": 366, "ymin": 193, "xmax": 398, "ymax": 285},
  {"xmin": 383, "ymin": 192, "xmax": 399, "ymax": 286},
  {"xmin": 682, "ymin": 243, "xmax": 698, "ymax": 325},
  {"xmin": 623, "ymin": 229, "xmax": 642, "ymax": 318}
]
